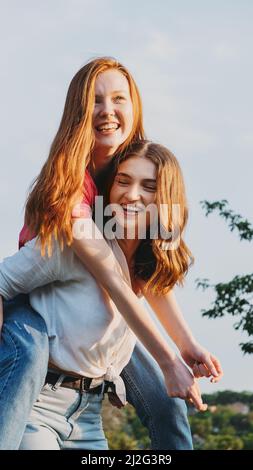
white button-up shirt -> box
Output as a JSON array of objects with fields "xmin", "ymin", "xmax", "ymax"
[{"xmin": 0, "ymin": 238, "xmax": 137, "ymax": 405}]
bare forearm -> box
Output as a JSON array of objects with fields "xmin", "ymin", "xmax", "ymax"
[
  {"xmin": 144, "ymin": 288, "xmax": 196, "ymax": 352},
  {"xmin": 143, "ymin": 287, "xmax": 223, "ymax": 382},
  {"xmin": 72, "ymin": 226, "xmax": 214, "ymax": 405},
  {"xmin": 107, "ymin": 275, "xmax": 176, "ymax": 368},
  {"xmin": 72, "ymin": 230, "xmax": 176, "ymax": 370}
]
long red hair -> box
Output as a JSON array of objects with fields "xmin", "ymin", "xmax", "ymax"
[{"xmin": 25, "ymin": 57, "xmax": 145, "ymax": 255}]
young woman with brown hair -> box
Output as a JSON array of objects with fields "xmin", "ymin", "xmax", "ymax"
[{"xmin": 0, "ymin": 140, "xmax": 222, "ymax": 449}]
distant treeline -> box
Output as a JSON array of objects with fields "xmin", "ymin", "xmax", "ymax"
[
  {"xmin": 102, "ymin": 390, "xmax": 253, "ymax": 450},
  {"xmin": 202, "ymin": 390, "xmax": 253, "ymax": 406}
]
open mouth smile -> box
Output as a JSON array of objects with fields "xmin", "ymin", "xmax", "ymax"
[
  {"xmin": 95, "ymin": 122, "xmax": 120, "ymax": 134},
  {"xmin": 121, "ymin": 204, "xmax": 145, "ymax": 216}
]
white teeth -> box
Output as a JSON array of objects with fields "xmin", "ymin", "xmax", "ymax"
[
  {"xmin": 121, "ymin": 204, "xmax": 143, "ymax": 213},
  {"xmin": 97, "ymin": 123, "xmax": 119, "ymax": 131}
]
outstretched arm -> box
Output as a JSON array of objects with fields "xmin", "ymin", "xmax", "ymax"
[
  {"xmin": 72, "ymin": 218, "xmax": 207, "ymax": 410},
  {"xmin": 141, "ymin": 285, "xmax": 223, "ymax": 383}
]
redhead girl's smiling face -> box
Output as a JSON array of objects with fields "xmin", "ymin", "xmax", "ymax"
[
  {"xmin": 93, "ymin": 69, "xmax": 134, "ymax": 157},
  {"xmin": 109, "ymin": 156, "xmax": 157, "ymax": 233}
]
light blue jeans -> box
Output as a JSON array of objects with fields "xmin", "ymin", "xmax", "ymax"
[
  {"xmin": 19, "ymin": 380, "xmax": 108, "ymax": 450},
  {"xmin": 0, "ymin": 295, "xmax": 193, "ymax": 450}
]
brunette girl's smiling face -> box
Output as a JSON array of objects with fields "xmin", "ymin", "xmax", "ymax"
[
  {"xmin": 109, "ymin": 156, "xmax": 157, "ymax": 231},
  {"xmin": 93, "ymin": 69, "xmax": 134, "ymax": 157}
]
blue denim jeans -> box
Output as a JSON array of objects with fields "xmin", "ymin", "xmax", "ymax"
[
  {"xmin": 0, "ymin": 295, "xmax": 193, "ymax": 450},
  {"xmin": 121, "ymin": 342, "xmax": 193, "ymax": 449},
  {"xmin": 19, "ymin": 380, "xmax": 108, "ymax": 450},
  {"xmin": 0, "ymin": 295, "xmax": 49, "ymax": 449}
]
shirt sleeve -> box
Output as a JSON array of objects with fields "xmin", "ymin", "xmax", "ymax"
[{"xmin": 0, "ymin": 238, "xmax": 62, "ymax": 300}]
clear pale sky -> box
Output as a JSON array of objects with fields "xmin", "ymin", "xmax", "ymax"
[{"xmin": 0, "ymin": 0, "xmax": 252, "ymax": 393}]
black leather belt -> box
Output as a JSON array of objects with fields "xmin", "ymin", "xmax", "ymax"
[{"xmin": 45, "ymin": 371, "xmax": 104, "ymax": 394}]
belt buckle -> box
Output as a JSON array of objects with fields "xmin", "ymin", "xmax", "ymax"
[{"xmin": 81, "ymin": 377, "xmax": 92, "ymax": 392}]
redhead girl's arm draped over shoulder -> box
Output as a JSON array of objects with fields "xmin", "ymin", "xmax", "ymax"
[
  {"xmin": 71, "ymin": 219, "xmax": 208, "ymax": 412},
  {"xmin": 71, "ymin": 217, "xmax": 177, "ymax": 369}
]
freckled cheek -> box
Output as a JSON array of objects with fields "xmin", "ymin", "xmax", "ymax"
[{"xmin": 121, "ymin": 107, "xmax": 134, "ymax": 132}]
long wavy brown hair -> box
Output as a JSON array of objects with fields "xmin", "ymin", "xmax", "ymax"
[
  {"xmin": 102, "ymin": 141, "xmax": 194, "ymax": 295},
  {"xmin": 25, "ymin": 57, "xmax": 145, "ymax": 255}
]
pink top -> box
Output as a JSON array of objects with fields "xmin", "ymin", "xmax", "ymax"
[{"xmin": 19, "ymin": 170, "xmax": 98, "ymax": 249}]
